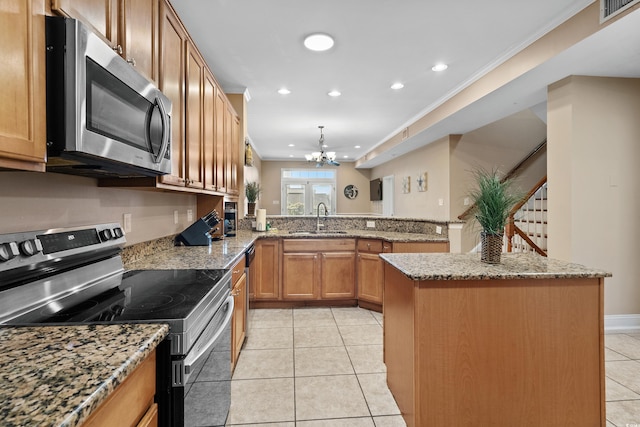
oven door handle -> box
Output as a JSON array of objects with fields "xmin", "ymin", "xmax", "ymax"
[
  {"xmin": 152, "ymin": 95, "xmax": 170, "ymax": 164},
  {"xmin": 183, "ymin": 295, "xmax": 234, "ymax": 372}
]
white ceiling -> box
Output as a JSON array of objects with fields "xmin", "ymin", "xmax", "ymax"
[{"xmin": 169, "ymin": 0, "xmax": 640, "ymax": 167}]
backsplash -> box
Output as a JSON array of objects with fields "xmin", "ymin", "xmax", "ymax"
[{"xmin": 237, "ymin": 216, "xmax": 455, "ymax": 237}]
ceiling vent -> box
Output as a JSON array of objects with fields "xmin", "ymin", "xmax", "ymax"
[{"xmin": 601, "ymin": 0, "xmax": 639, "ymax": 21}]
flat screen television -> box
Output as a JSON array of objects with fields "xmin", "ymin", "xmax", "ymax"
[{"xmin": 370, "ymin": 178, "xmax": 382, "ymax": 201}]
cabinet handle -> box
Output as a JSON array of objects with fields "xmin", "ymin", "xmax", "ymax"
[
  {"xmin": 367, "ymin": 243, "xmax": 371, "ymax": 249},
  {"xmin": 231, "ymin": 288, "xmax": 241, "ymax": 296},
  {"xmin": 127, "ymin": 57, "xmax": 136, "ymax": 67},
  {"xmin": 112, "ymin": 44, "xmax": 123, "ymax": 55},
  {"xmin": 233, "ymin": 269, "xmax": 242, "ymax": 274}
]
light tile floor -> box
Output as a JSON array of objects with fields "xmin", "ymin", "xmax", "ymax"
[{"xmin": 226, "ymin": 307, "xmax": 640, "ymax": 426}]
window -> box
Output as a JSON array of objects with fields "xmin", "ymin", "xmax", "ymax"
[{"xmin": 281, "ymin": 169, "xmax": 336, "ymax": 215}]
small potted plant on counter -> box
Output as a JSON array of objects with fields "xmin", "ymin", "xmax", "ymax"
[
  {"xmin": 245, "ymin": 181, "xmax": 261, "ymax": 217},
  {"xmin": 468, "ymin": 168, "xmax": 523, "ymax": 264}
]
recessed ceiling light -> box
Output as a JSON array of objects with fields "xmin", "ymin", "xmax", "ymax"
[
  {"xmin": 432, "ymin": 63, "xmax": 448, "ymax": 72},
  {"xmin": 343, "ymin": 155, "xmax": 348, "ymax": 159},
  {"xmin": 278, "ymin": 88, "xmax": 291, "ymax": 95},
  {"xmin": 304, "ymin": 33, "xmax": 334, "ymax": 52},
  {"xmin": 288, "ymin": 144, "xmax": 295, "ymax": 147},
  {"xmin": 328, "ymin": 90, "xmax": 341, "ymax": 97},
  {"xmin": 391, "ymin": 82, "xmax": 404, "ymax": 90},
  {"xmin": 354, "ymin": 145, "xmax": 361, "ymax": 149},
  {"xmin": 289, "ymin": 154, "xmax": 294, "ymax": 158}
]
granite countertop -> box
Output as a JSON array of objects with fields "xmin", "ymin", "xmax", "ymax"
[
  {"xmin": 124, "ymin": 229, "xmax": 448, "ymax": 270},
  {"xmin": 0, "ymin": 323, "xmax": 168, "ymax": 427},
  {"xmin": 380, "ymin": 252, "xmax": 612, "ymax": 281}
]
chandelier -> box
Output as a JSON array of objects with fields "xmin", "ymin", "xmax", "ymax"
[{"xmin": 305, "ymin": 126, "xmax": 340, "ymax": 167}]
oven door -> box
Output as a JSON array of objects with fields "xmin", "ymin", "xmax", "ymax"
[{"xmin": 169, "ymin": 295, "xmax": 234, "ymax": 427}]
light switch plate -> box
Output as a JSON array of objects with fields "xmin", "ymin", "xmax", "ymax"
[
  {"xmin": 174, "ymin": 210, "xmax": 179, "ymax": 224},
  {"xmin": 187, "ymin": 209, "xmax": 193, "ymax": 222},
  {"xmin": 436, "ymin": 226, "xmax": 442, "ymax": 234},
  {"xmin": 366, "ymin": 221, "xmax": 375, "ymax": 228},
  {"xmin": 123, "ymin": 213, "xmax": 132, "ymax": 233},
  {"xmin": 438, "ymin": 198, "xmax": 444, "ymax": 206}
]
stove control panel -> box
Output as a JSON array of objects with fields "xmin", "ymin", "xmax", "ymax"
[{"xmin": 0, "ymin": 223, "xmax": 126, "ymax": 275}]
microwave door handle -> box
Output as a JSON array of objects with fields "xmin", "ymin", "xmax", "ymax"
[
  {"xmin": 183, "ymin": 295, "xmax": 234, "ymax": 376},
  {"xmin": 153, "ymin": 96, "xmax": 170, "ymax": 164}
]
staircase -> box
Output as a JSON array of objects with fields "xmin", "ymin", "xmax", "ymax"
[{"xmin": 505, "ymin": 177, "xmax": 547, "ymax": 256}]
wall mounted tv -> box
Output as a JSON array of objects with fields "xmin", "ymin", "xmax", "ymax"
[{"xmin": 370, "ymin": 178, "xmax": 382, "ymax": 201}]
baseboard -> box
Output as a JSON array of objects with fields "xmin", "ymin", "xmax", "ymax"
[{"xmin": 605, "ymin": 314, "xmax": 640, "ymax": 333}]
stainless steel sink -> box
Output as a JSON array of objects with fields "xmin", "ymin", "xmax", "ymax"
[{"xmin": 288, "ymin": 230, "xmax": 348, "ymax": 235}]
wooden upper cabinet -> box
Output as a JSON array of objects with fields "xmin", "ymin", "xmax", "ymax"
[
  {"xmin": 184, "ymin": 41, "xmax": 204, "ymax": 189},
  {"xmin": 53, "ymin": 0, "xmax": 158, "ymax": 84},
  {"xmin": 119, "ymin": 0, "xmax": 158, "ymax": 84},
  {"xmin": 202, "ymin": 70, "xmax": 217, "ymax": 191},
  {"xmin": 157, "ymin": 0, "xmax": 186, "ymax": 187},
  {"xmin": 214, "ymin": 90, "xmax": 226, "ymax": 193},
  {"xmin": 51, "ymin": 0, "xmax": 118, "ymax": 45},
  {"xmin": 0, "ymin": 0, "xmax": 46, "ymax": 172}
]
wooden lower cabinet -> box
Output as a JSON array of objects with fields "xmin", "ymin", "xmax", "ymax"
[
  {"xmin": 282, "ymin": 253, "xmax": 319, "ymax": 300},
  {"xmin": 251, "ymin": 239, "xmax": 280, "ymax": 300},
  {"xmin": 356, "ymin": 239, "xmax": 448, "ymax": 309},
  {"xmin": 81, "ymin": 350, "xmax": 157, "ymax": 427},
  {"xmin": 231, "ymin": 256, "xmax": 246, "ymax": 369},
  {"xmin": 281, "ymin": 239, "xmax": 356, "ymax": 302},
  {"xmin": 383, "ymin": 264, "xmax": 605, "ymax": 427}
]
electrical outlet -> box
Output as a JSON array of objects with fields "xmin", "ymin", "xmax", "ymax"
[
  {"xmin": 438, "ymin": 198, "xmax": 444, "ymax": 206},
  {"xmin": 187, "ymin": 209, "xmax": 193, "ymax": 222},
  {"xmin": 436, "ymin": 226, "xmax": 442, "ymax": 234},
  {"xmin": 174, "ymin": 210, "xmax": 179, "ymax": 225},
  {"xmin": 123, "ymin": 213, "xmax": 132, "ymax": 233},
  {"xmin": 463, "ymin": 197, "xmax": 470, "ymax": 206},
  {"xmin": 366, "ymin": 221, "xmax": 375, "ymax": 228},
  {"xmin": 273, "ymin": 200, "xmax": 280, "ymax": 205}
]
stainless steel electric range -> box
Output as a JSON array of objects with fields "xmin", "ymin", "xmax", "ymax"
[{"xmin": 0, "ymin": 223, "xmax": 233, "ymax": 427}]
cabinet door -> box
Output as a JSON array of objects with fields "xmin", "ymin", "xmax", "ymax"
[
  {"xmin": 357, "ymin": 252, "xmax": 383, "ymax": 304},
  {"xmin": 158, "ymin": 0, "xmax": 186, "ymax": 187},
  {"xmin": 214, "ymin": 90, "xmax": 226, "ymax": 193},
  {"xmin": 282, "ymin": 253, "xmax": 319, "ymax": 300},
  {"xmin": 202, "ymin": 71, "xmax": 217, "ymax": 191},
  {"xmin": 184, "ymin": 41, "xmax": 204, "ymax": 189},
  {"xmin": 120, "ymin": 0, "xmax": 158, "ymax": 84},
  {"xmin": 392, "ymin": 241, "xmax": 449, "ymax": 253},
  {"xmin": 52, "ymin": 0, "xmax": 118, "ymax": 46},
  {"xmin": 232, "ymin": 273, "xmax": 246, "ymax": 368},
  {"xmin": 0, "ymin": 0, "xmax": 46, "ymax": 172},
  {"xmin": 253, "ymin": 240, "xmax": 280, "ymax": 300},
  {"xmin": 223, "ymin": 104, "xmax": 233, "ymax": 194},
  {"xmin": 321, "ymin": 252, "xmax": 356, "ymax": 299}
]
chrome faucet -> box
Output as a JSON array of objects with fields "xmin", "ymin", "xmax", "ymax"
[{"xmin": 316, "ymin": 202, "xmax": 328, "ymax": 231}]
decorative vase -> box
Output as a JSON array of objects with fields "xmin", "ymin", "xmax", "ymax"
[
  {"xmin": 247, "ymin": 202, "xmax": 256, "ymax": 217},
  {"xmin": 480, "ymin": 231, "xmax": 503, "ymax": 264}
]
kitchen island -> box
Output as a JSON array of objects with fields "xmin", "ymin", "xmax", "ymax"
[
  {"xmin": 381, "ymin": 252, "xmax": 611, "ymax": 427},
  {"xmin": 0, "ymin": 323, "xmax": 168, "ymax": 427}
]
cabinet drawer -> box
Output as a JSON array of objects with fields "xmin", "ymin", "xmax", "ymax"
[
  {"xmin": 231, "ymin": 256, "xmax": 246, "ymax": 285},
  {"xmin": 357, "ymin": 239, "xmax": 383, "ymax": 253},
  {"xmin": 283, "ymin": 238, "xmax": 356, "ymax": 253}
]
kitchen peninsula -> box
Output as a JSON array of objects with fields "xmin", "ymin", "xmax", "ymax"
[{"xmin": 381, "ymin": 252, "xmax": 611, "ymax": 427}]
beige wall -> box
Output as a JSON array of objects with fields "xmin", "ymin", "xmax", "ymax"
[
  {"xmin": 370, "ymin": 136, "xmax": 451, "ymax": 220},
  {"xmin": 0, "ymin": 171, "xmax": 196, "ymax": 245},
  {"xmin": 548, "ymin": 76, "xmax": 640, "ymax": 315},
  {"xmin": 242, "ymin": 147, "xmax": 262, "ymax": 217},
  {"xmin": 449, "ymin": 109, "xmax": 547, "ymax": 252},
  {"xmin": 259, "ymin": 161, "xmax": 371, "ymax": 215}
]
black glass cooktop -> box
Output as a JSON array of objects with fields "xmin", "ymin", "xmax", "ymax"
[{"xmin": 40, "ymin": 269, "xmax": 229, "ymax": 323}]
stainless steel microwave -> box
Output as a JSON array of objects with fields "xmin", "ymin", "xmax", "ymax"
[{"xmin": 45, "ymin": 17, "xmax": 172, "ymax": 178}]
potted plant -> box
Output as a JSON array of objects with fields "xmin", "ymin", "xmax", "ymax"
[
  {"xmin": 245, "ymin": 181, "xmax": 261, "ymax": 216},
  {"xmin": 468, "ymin": 168, "xmax": 523, "ymax": 264}
]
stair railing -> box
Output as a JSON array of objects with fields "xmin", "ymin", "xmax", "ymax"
[{"xmin": 505, "ymin": 175, "xmax": 547, "ymax": 256}]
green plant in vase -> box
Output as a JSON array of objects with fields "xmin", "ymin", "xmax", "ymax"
[
  {"xmin": 245, "ymin": 181, "xmax": 262, "ymax": 216},
  {"xmin": 468, "ymin": 168, "xmax": 523, "ymax": 264}
]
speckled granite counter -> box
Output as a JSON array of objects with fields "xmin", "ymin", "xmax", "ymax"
[
  {"xmin": 380, "ymin": 252, "xmax": 611, "ymax": 281},
  {"xmin": 0, "ymin": 323, "xmax": 168, "ymax": 427},
  {"xmin": 124, "ymin": 229, "xmax": 448, "ymax": 270}
]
